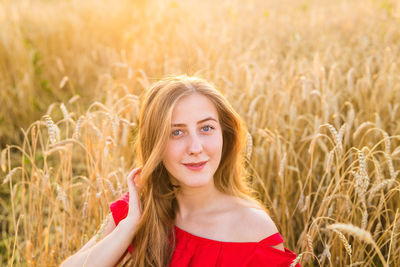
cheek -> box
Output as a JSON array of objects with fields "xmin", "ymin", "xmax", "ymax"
[
  {"xmin": 208, "ymin": 133, "xmax": 223, "ymax": 156},
  {"xmin": 163, "ymin": 141, "xmax": 184, "ymax": 165}
]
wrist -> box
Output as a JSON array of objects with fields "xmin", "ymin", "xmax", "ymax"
[{"xmin": 118, "ymin": 217, "xmax": 138, "ymax": 237}]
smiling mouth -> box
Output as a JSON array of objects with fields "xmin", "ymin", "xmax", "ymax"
[
  {"xmin": 183, "ymin": 161, "xmax": 207, "ymax": 166},
  {"xmin": 183, "ymin": 161, "xmax": 207, "ymax": 170}
]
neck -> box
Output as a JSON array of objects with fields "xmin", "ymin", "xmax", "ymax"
[{"xmin": 175, "ymin": 182, "xmax": 226, "ymax": 220}]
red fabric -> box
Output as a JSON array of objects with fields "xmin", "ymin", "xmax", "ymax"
[{"xmin": 110, "ymin": 192, "xmax": 300, "ymax": 267}]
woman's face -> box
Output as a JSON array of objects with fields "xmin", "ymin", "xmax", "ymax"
[{"xmin": 162, "ymin": 93, "xmax": 223, "ymax": 189}]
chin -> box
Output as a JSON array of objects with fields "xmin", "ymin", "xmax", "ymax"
[{"xmin": 180, "ymin": 176, "xmax": 213, "ymax": 188}]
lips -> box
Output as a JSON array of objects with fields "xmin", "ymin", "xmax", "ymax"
[
  {"xmin": 183, "ymin": 161, "xmax": 208, "ymax": 166},
  {"xmin": 183, "ymin": 161, "xmax": 207, "ymax": 171}
]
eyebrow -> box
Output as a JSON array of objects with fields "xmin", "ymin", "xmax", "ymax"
[{"xmin": 171, "ymin": 117, "xmax": 218, "ymax": 127}]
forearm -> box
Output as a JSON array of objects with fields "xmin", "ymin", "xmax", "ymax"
[{"xmin": 61, "ymin": 219, "xmax": 136, "ymax": 267}]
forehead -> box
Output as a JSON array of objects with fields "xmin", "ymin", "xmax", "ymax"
[{"xmin": 171, "ymin": 93, "xmax": 219, "ymax": 123}]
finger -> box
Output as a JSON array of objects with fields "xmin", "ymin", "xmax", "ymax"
[
  {"xmin": 127, "ymin": 175, "xmax": 139, "ymax": 217},
  {"xmin": 133, "ymin": 168, "xmax": 142, "ymax": 186},
  {"xmin": 127, "ymin": 167, "xmax": 142, "ymax": 181},
  {"xmin": 127, "ymin": 168, "xmax": 139, "ymax": 193},
  {"xmin": 126, "ymin": 167, "xmax": 142, "ymax": 208}
]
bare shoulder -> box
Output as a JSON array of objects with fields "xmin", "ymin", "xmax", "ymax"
[
  {"xmin": 232, "ymin": 198, "xmax": 285, "ymax": 251},
  {"xmin": 236, "ymin": 200, "xmax": 278, "ymax": 239}
]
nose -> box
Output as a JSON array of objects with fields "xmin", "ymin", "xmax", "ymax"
[{"xmin": 188, "ymin": 134, "xmax": 203, "ymax": 155}]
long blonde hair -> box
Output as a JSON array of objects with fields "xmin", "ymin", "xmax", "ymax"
[{"xmin": 129, "ymin": 75, "xmax": 262, "ymax": 267}]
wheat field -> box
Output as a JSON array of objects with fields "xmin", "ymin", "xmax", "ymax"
[{"xmin": 1, "ymin": 0, "xmax": 399, "ymax": 266}]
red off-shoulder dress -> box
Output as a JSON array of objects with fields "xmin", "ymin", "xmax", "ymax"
[{"xmin": 110, "ymin": 192, "xmax": 300, "ymax": 267}]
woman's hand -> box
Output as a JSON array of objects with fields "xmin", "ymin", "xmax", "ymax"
[{"xmin": 125, "ymin": 167, "xmax": 143, "ymax": 227}]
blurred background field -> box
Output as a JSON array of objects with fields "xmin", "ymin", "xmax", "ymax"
[{"xmin": 1, "ymin": 0, "xmax": 399, "ymax": 266}]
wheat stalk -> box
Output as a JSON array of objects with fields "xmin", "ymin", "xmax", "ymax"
[
  {"xmin": 353, "ymin": 122, "xmax": 374, "ymax": 139},
  {"xmin": 3, "ymin": 167, "xmax": 20, "ymax": 184},
  {"xmin": 361, "ymin": 207, "xmax": 368, "ymax": 230},
  {"xmin": 332, "ymin": 229, "xmax": 352, "ymax": 257},
  {"xmin": 43, "ymin": 115, "xmax": 57, "ymax": 144},
  {"xmin": 55, "ymin": 184, "xmax": 69, "ymax": 210},
  {"xmin": 1, "ymin": 148, "xmax": 7, "ymax": 172},
  {"xmin": 382, "ymin": 131, "xmax": 390, "ymax": 155},
  {"xmin": 60, "ymin": 103, "xmax": 70, "ymax": 119},
  {"xmin": 319, "ymin": 244, "xmax": 331, "ymax": 263},
  {"xmin": 368, "ymin": 179, "xmax": 395, "ymax": 203},
  {"xmin": 246, "ymin": 131, "xmax": 253, "ymax": 160},
  {"xmin": 290, "ymin": 252, "xmax": 303, "ymax": 267},
  {"xmin": 74, "ymin": 115, "xmax": 85, "ymax": 140},
  {"xmin": 325, "ymin": 123, "xmax": 343, "ymax": 153},
  {"xmin": 278, "ymin": 152, "xmax": 287, "ymax": 179},
  {"xmin": 384, "ymin": 152, "xmax": 396, "ymax": 180},
  {"xmin": 327, "ymin": 223, "xmax": 387, "ymax": 266}
]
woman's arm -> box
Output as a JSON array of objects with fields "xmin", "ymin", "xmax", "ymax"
[
  {"xmin": 75, "ymin": 213, "xmax": 115, "ymax": 255},
  {"xmin": 60, "ymin": 217, "xmax": 137, "ymax": 267},
  {"xmin": 61, "ymin": 167, "xmax": 143, "ymax": 267}
]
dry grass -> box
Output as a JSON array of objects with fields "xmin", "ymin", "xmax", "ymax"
[{"xmin": 1, "ymin": 0, "xmax": 400, "ymax": 266}]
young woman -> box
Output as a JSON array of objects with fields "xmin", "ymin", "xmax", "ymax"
[{"xmin": 61, "ymin": 75, "xmax": 300, "ymax": 267}]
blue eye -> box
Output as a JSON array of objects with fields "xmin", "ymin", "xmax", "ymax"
[
  {"xmin": 171, "ymin": 129, "xmax": 182, "ymax": 137},
  {"xmin": 202, "ymin": 125, "xmax": 215, "ymax": 132},
  {"xmin": 171, "ymin": 126, "xmax": 215, "ymax": 137}
]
